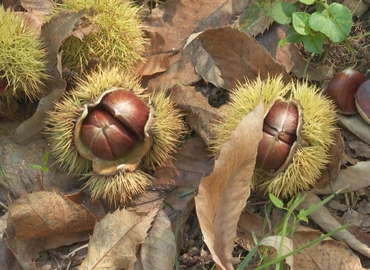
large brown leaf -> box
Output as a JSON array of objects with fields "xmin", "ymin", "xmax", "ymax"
[
  {"xmin": 7, "ymin": 190, "xmax": 96, "ymax": 240},
  {"xmin": 195, "ymin": 102, "xmax": 264, "ymax": 269},
  {"xmin": 80, "ymin": 201, "xmax": 161, "ymax": 269},
  {"xmin": 170, "ymin": 85, "xmax": 221, "ymax": 146},
  {"xmin": 12, "ymin": 11, "xmax": 83, "ymax": 145},
  {"xmin": 293, "ymin": 226, "xmax": 364, "ymax": 269},
  {"xmin": 190, "ymin": 27, "xmax": 291, "ymax": 90},
  {"xmin": 134, "ymin": 209, "xmax": 176, "ymax": 269}
]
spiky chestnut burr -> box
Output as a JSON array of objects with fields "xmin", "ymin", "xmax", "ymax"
[
  {"xmin": 0, "ymin": 7, "xmax": 47, "ymax": 100},
  {"xmin": 210, "ymin": 76, "xmax": 337, "ymax": 198},
  {"xmin": 55, "ymin": 0, "xmax": 145, "ymax": 73},
  {"xmin": 45, "ymin": 68, "xmax": 186, "ymax": 206}
]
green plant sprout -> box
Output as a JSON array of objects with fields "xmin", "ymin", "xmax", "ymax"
[
  {"xmin": 30, "ymin": 152, "xmax": 49, "ymax": 188},
  {"xmin": 237, "ymin": 193, "xmax": 349, "ymax": 269},
  {"xmin": 270, "ymin": 0, "xmax": 353, "ymax": 55}
]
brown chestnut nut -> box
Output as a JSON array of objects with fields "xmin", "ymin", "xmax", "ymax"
[
  {"xmin": 256, "ymin": 100, "xmax": 300, "ymax": 174},
  {"xmin": 81, "ymin": 90, "xmax": 150, "ymax": 161},
  {"xmin": 355, "ymin": 80, "xmax": 370, "ymax": 124},
  {"xmin": 327, "ymin": 68, "xmax": 366, "ymax": 114}
]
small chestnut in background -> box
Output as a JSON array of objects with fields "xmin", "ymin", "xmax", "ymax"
[
  {"xmin": 327, "ymin": 68, "xmax": 366, "ymax": 114},
  {"xmin": 355, "ymin": 80, "xmax": 370, "ymax": 124}
]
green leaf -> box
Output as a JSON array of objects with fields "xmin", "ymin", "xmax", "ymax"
[
  {"xmin": 30, "ymin": 164, "xmax": 42, "ymax": 170},
  {"xmin": 270, "ymin": 2, "xmax": 297, "ymax": 24},
  {"xmin": 285, "ymin": 27, "xmax": 305, "ymax": 43},
  {"xmin": 269, "ymin": 193, "xmax": 284, "ymax": 209},
  {"xmin": 299, "ymin": 0, "xmax": 314, "ymax": 4},
  {"xmin": 43, "ymin": 152, "xmax": 49, "ymax": 165},
  {"xmin": 292, "ymin": 12, "xmax": 311, "ymax": 35},
  {"xmin": 309, "ymin": 3, "xmax": 352, "ymax": 42},
  {"xmin": 297, "ymin": 212, "xmax": 309, "ymax": 222},
  {"xmin": 303, "ymin": 32, "xmax": 325, "ymax": 54}
]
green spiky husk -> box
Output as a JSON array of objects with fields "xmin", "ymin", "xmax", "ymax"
[
  {"xmin": 58, "ymin": 0, "xmax": 145, "ymax": 73},
  {"xmin": 211, "ymin": 76, "xmax": 337, "ymax": 198},
  {"xmin": 84, "ymin": 169, "xmax": 153, "ymax": 207},
  {"xmin": 45, "ymin": 67, "xmax": 145, "ymax": 174},
  {"xmin": 46, "ymin": 67, "xmax": 186, "ymax": 205},
  {"xmin": 141, "ymin": 91, "xmax": 186, "ymax": 171},
  {"xmin": 0, "ymin": 7, "xmax": 47, "ymax": 100}
]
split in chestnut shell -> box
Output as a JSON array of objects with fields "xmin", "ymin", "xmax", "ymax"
[
  {"xmin": 80, "ymin": 90, "xmax": 150, "ymax": 161},
  {"xmin": 256, "ymin": 99, "xmax": 302, "ymax": 175}
]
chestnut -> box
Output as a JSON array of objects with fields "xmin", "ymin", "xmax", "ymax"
[
  {"xmin": 80, "ymin": 90, "xmax": 150, "ymax": 161},
  {"xmin": 355, "ymin": 80, "xmax": 370, "ymax": 124},
  {"xmin": 256, "ymin": 100, "xmax": 301, "ymax": 175},
  {"xmin": 326, "ymin": 68, "xmax": 366, "ymax": 114}
]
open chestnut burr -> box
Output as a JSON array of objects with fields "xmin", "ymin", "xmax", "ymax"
[
  {"xmin": 211, "ymin": 76, "xmax": 337, "ymax": 198},
  {"xmin": 46, "ymin": 68, "xmax": 186, "ymax": 206}
]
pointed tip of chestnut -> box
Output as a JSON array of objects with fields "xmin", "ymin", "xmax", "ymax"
[
  {"xmin": 355, "ymin": 80, "xmax": 370, "ymax": 124},
  {"xmin": 327, "ymin": 68, "xmax": 366, "ymax": 114}
]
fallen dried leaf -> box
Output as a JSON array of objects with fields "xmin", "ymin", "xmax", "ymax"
[
  {"xmin": 190, "ymin": 27, "xmax": 291, "ymax": 90},
  {"xmin": 195, "ymin": 102, "xmax": 264, "ymax": 269},
  {"xmin": 293, "ymin": 226, "xmax": 365, "ymax": 269},
  {"xmin": 135, "ymin": 209, "xmax": 176, "ymax": 269},
  {"xmin": 135, "ymin": 31, "xmax": 170, "ymax": 76},
  {"xmin": 12, "ymin": 11, "xmax": 83, "ymax": 145},
  {"xmin": 170, "ymin": 85, "xmax": 221, "ymax": 145},
  {"xmin": 299, "ymin": 192, "xmax": 370, "ymax": 258},
  {"xmin": 259, "ymin": 236, "xmax": 294, "ymax": 268},
  {"xmin": 314, "ymin": 161, "xmax": 370, "ymax": 195},
  {"xmin": 7, "ymin": 189, "xmax": 96, "ymax": 239},
  {"xmin": 337, "ymin": 114, "xmax": 370, "ymax": 145},
  {"xmin": 80, "ymin": 201, "xmax": 161, "ymax": 269}
]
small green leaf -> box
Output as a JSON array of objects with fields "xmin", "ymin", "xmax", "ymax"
[
  {"xmin": 299, "ymin": 0, "xmax": 315, "ymax": 5},
  {"xmin": 297, "ymin": 213, "xmax": 309, "ymax": 222},
  {"xmin": 270, "ymin": 2, "xmax": 297, "ymax": 24},
  {"xmin": 43, "ymin": 152, "xmax": 49, "ymax": 165},
  {"xmin": 41, "ymin": 167, "xmax": 49, "ymax": 173},
  {"xmin": 30, "ymin": 164, "xmax": 42, "ymax": 170},
  {"xmin": 269, "ymin": 193, "xmax": 284, "ymax": 209},
  {"xmin": 303, "ymin": 32, "xmax": 325, "ymax": 54},
  {"xmin": 309, "ymin": 3, "xmax": 352, "ymax": 42},
  {"xmin": 292, "ymin": 12, "xmax": 311, "ymax": 35},
  {"xmin": 278, "ymin": 38, "xmax": 287, "ymax": 47},
  {"xmin": 285, "ymin": 27, "xmax": 305, "ymax": 43}
]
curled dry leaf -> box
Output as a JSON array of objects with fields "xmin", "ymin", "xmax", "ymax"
[
  {"xmin": 195, "ymin": 102, "xmax": 264, "ymax": 269},
  {"xmin": 135, "ymin": 209, "xmax": 176, "ymax": 270},
  {"xmin": 169, "ymin": 85, "xmax": 221, "ymax": 146},
  {"xmin": 80, "ymin": 201, "xmax": 161, "ymax": 269},
  {"xmin": 12, "ymin": 11, "xmax": 83, "ymax": 145},
  {"xmin": 300, "ymin": 192, "xmax": 370, "ymax": 258},
  {"xmin": 313, "ymin": 161, "xmax": 370, "ymax": 195},
  {"xmin": 259, "ymin": 236, "xmax": 294, "ymax": 268},
  {"xmin": 190, "ymin": 27, "xmax": 291, "ymax": 90},
  {"xmin": 337, "ymin": 113, "xmax": 370, "ymax": 145},
  {"xmin": 6, "ymin": 189, "xmax": 97, "ymax": 240},
  {"xmin": 20, "ymin": 0, "xmax": 54, "ymax": 25},
  {"xmin": 135, "ymin": 31, "xmax": 170, "ymax": 76},
  {"xmin": 152, "ymin": 137, "xmax": 214, "ymax": 218}
]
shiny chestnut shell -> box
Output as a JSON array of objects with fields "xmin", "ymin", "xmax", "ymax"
[
  {"xmin": 81, "ymin": 109, "xmax": 137, "ymax": 160},
  {"xmin": 80, "ymin": 90, "xmax": 150, "ymax": 161},
  {"xmin": 327, "ymin": 68, "xmax": 366, "ymax": 114},
  {"xmin": 355, "ymin": 80, "xmax": 370, "ymax": 124},
  {"xmin": 256, "ymin": 99, "xmax": 302, "ymax": 175}
]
